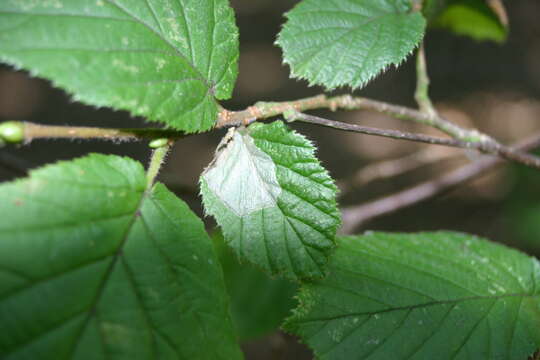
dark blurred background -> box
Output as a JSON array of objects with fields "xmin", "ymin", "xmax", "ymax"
[{"xmin": 1, "ymin": 1, "xmax": 539, "ymax": 358}]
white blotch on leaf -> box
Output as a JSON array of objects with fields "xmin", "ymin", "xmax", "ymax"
[
  {"xmin": 112, "ymin": 59, "xmax": 139, "ymax": 74},
  {"xmin": 102, "ymin": 323, "xmax": 135, "ymax": 346},
  {"xmin": 202, "ymin": 128, "xmax": 282, "ymax": 217},
  {"xmin": 154, "ymin": 57, "xmax": 167, "ymax": 71},
  {"xmin": 166, "ymin": 18, "xmax": 188, "ymax": 49},
  {"xmin": 366, "ymin": 338, "xmax": 380, "ymax": 345}
]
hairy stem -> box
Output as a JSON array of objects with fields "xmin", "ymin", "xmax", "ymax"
[
  {"xmin": 1, "ymin": 121, "xmax": 186, "ymax": 143},
  {"xmin": 146, "ymin": 141, "xmax": 172, "ymax": 189}
]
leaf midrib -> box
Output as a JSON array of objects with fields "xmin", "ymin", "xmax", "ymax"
[
  {"xmin": 65, "ymin": 186, "xmax": 151, "ymax": 358},
  {"xmin": 243, "ymin": 134, "xmax": 332, "ymax": 277},
  {"xmin": 242, "ymin": 134, "xmax": 281, "ymax": 208}
]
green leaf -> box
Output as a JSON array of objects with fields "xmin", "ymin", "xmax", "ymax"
[
  {"xmin": 276, "ymin": 0, "xmax": 426, "ymax": 90},
  {"xmin": 212, "ymin": 230, "xmax": 298, "ymax": 341},
  {"xmin": 432, "ymin": 0, "xmax": 508, "ymax": 43},
  {"xmin": 0, "ymin": 0, "xmax": 239, "ymax": 133},
  {"xmin": 0, "ymin": 154, "xmax": 242, "ymax": 360},
  {"xmin": 286, "ymin": 232, "xmax": 540, "ymax": 360},
  {"xmin": 200, "ymin": 121, "xmax": 341, "ymax": 281}
]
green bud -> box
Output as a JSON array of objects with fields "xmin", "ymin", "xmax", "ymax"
[
  {"xmin": 0, "ymin": 121, "xmax": 24, "ymax": 143},
  {"xmin": 149, "ymin": 138, "xmax": 169, "ymax": 149}
]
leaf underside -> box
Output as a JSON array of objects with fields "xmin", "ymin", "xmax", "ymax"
[
  {"xmin": 0, "ymin": 0, "xmax": 239, "ymax": 132},
  {"xmin": 286, "ymin": 232, "xmax": 540, "ymax": 360},
  {"xmin": 276, "ymin": 0, "xmax": 426, "ymax": 90},
  {"xmin": 0, "ymin": 154, "xmax": 242, "ymax": 360},
  {"xmin": 201, "ymin": 121, "xmax": 341, "ymax": 281}
]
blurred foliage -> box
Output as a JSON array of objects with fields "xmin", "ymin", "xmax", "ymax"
[
  {"xmin": 212, "ymin": 230, "xmax": 298, "ymax": 341},
  {"xmin": 423, "ymin": 0, "xmax": 448, "ymax": 22},
  {"xmin": 505, "ymin": 151, "xmax": 540, "ymax": 254},
  {"xmin": 432, "ymin": 0, "xmax": 508, "ymax": 43}
]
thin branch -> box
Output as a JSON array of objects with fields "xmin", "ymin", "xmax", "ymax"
[
  {"xmin": 338, "ymin": 148, "xmax": 461, "ymax": 195},
  {"xmin": 7, "ymin": 97, "xmax": 487, "ymax": 144},
  {"xmin": 290, "ymin": 111, "xmax": 463, "ymax": 145},
  {"xmin": 340, "ymin": 132, "xmax": 540, "ymax": 233},
  {"xmin": 486, "ymin": 0, "xmax": 509, "ymax": 26},
  {"xmin": 2, "ymin": 92, "xmax": 539, "ymax": 170},
  {"xmin": 290, "ymin": 112, "xmax": 540, "ymax": 170},
  {"xmin": 216, "ymin": 94, "xmax": 331, "ymax": 127},
  {"xmin": 1, "ymin": 121, "xmax": 186, "ymax": 143},
  {"xmin": 219, "ymin": 93, "xmax": 540, "ymax": 169},
  {"xmin": 218, "ymin": 94, "xmax": 491, "ymax": 142}
]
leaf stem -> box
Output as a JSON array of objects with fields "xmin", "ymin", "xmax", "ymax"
[
  {"xmin": 414, "ymin": 44, "xmax": 437, "ymax": 117},
  {"xmin": 146, "ymin": 141, "xmax": 172, "ymax": 189},
  {"xmin": 413, "ymin": 44, "xmax": 488, "ymax": 142}
]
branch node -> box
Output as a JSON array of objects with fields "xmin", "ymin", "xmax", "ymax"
[
  {"xmin": 217, "ymin": 109, "xmax": 233, "ymax": 128},
  {"xmin": 248, "ymin": 105, "xmax": 263, "ymax": 119}
]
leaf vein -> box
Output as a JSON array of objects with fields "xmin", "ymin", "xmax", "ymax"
[
  {"xmin": 0, "ymin": 255, "xmax": 113, "ymax": 302},
  {"xmin": 403, "ymin": 303, "xmax": 456, "ymax": 360},
  {"xmin": 104, "ymin": 0, "xmax": 208, "ymax": 87},
  {"xmin": 449, "ymin": 299, "xmax": 499, "ymax": 359},
  {"xmin": 2, "ymin": 308, "xmax": 87, "ymax": 356},
  {"xmin": 295, "ymin": 293, "xmax": 537, "ymax": 324}
]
